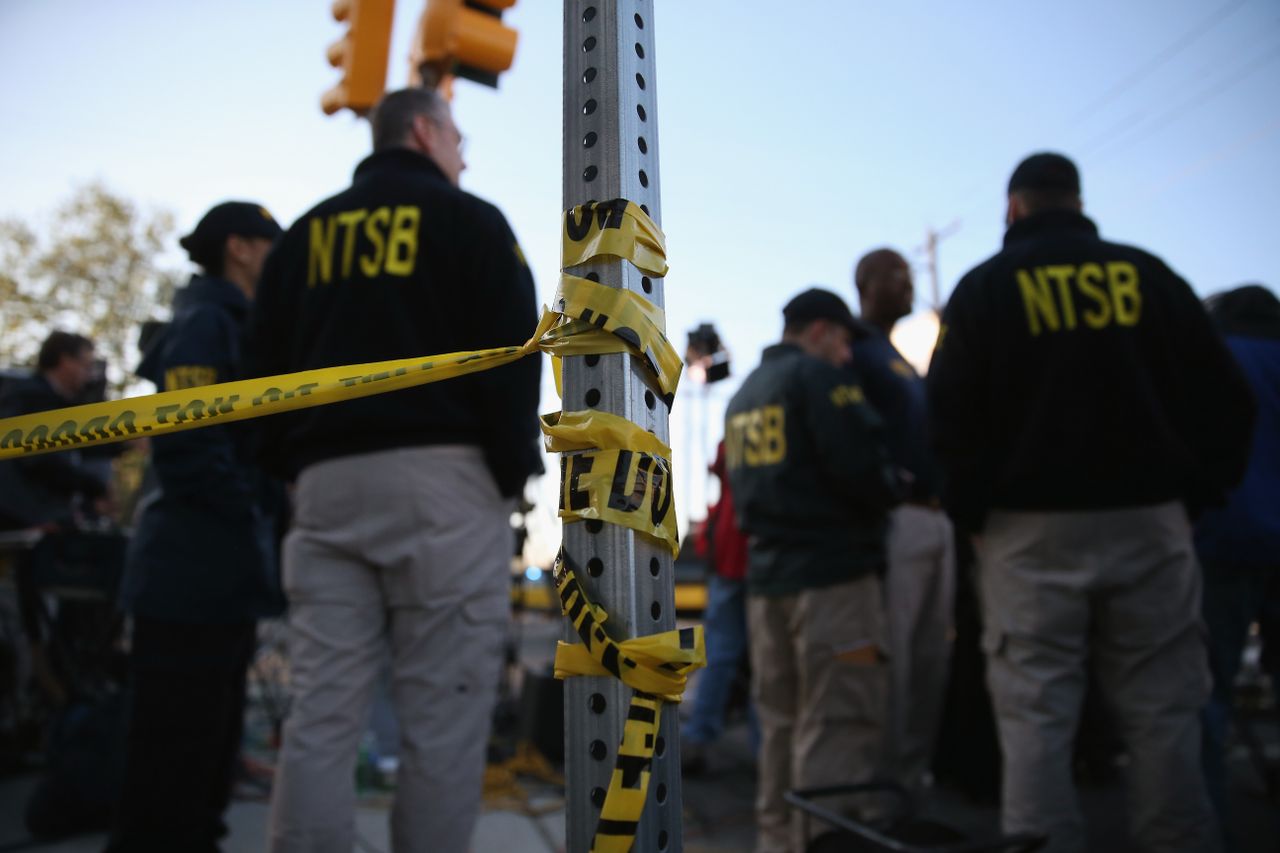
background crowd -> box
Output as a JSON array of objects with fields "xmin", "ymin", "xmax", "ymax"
[{"xmin": 0, "ymin": 100, "xmax": 1276, "ymax": 853}]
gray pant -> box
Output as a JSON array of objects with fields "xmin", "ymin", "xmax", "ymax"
[
  {"xmin": 748, "ymin": 575, "xmax": 888, "ymax": 853},
  {"xmin": 885, "ymin": 504, "xmax": 955, "ymax": 787},
  {"xmin": 976, "ymin": 503, "xmax": 1219, "ymax": 853},
  {"xmin": 268, "ymin": 446, "xmax": 513, "ymax": 853}
]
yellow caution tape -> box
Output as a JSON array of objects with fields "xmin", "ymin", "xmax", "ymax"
[
  {"xmin": 543, "ymin": 410, "xmax": 679, "ymax": 555},
  {"xmin": 538, "ymin": 322, "xmax": 676, "ymax": 402},
  {"xmin": 562, "ymin": 200, "xmax": 668, "ymax": 277},
  {"xmin": 0, "ymin": 280, "xmax": 686, "ymax": 462},
  {"xmin": 554, "ymin": 635, "xmax": 703, "ymax": 705},
  {"xmin": 552, "ymin": 198, "xmax": 684, "ymax": 853},
  {"xmin": 552, "ymin": 553, "xmax": 705, "ymax": 853},
  {"xmin": 0, "ymin": 310, "xmax": 557, "ymax": 461},
  {"xmin": 555, "ymin": 447, "xmax": 678, "ymax": 557},
  {"xmin": 553, "ymin": 275, "xmax": 682, "ymax": 400},
  {"xmin": 540, "ymin": 410, "xmax": 669, "ymax": 458}
]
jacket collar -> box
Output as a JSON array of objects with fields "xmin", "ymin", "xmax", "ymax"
[
  {"xmin": 175, "ymin": 274, "xmax": 251, "ymax": 320},
  {"xmin": 353, "ymin": 147, "xmax": 448, "ymax": 184},
  {"xmin": 763, "ymin": 342, "xmax": 803, "ymax": 360},
  {"xmin": 1003, "ymin": 209, "xmax": 1099, "ymax": 248}
]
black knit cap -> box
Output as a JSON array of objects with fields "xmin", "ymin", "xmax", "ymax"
[
  {"xmin": 1007, "ymin": 152, "xmax": 1081, "ymax": 196},
  {"xmin": 783, "ymin": 287, "xmax": 858, "ymax": 334},
  {"xmin": 180, "ymin": 201, "xmax": 283, "ymax": 268}
]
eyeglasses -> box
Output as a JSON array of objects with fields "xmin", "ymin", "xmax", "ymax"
[{"xmin": 428, "ymin": 117, "xmax": 466, "ymax": 154}]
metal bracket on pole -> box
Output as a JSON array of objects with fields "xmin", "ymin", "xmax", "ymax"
[{"xmin": 561, "ymin": 2, "xmax": 681, "ymax": 852}]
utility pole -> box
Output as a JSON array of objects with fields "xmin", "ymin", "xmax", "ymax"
[
  {"xmin": 560, "ymin": 3, "xmax": 681, "ymax": 852},
  {"xmin": 917, "ymin": 220, "xmax": 960, "ymax": 312}
]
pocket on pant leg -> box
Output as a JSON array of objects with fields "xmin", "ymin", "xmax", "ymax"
[{"xmin": 799, "ymin": 580, "xmax": 887, "ymax": 727}]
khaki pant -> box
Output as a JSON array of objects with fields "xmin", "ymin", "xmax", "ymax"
[
  {"xmin": 748, "ymin": 575, "xmax": 888, "ymax": 853},
  {"xmin": 976, "ymin": 503, "xmax": 1219, "ymax": 853},
  {"xmin": 885, "ymin": 505, "xmax": 955, "ymax": 787},
  {"xmin": 268, "ymin": 446, "xmax": 513, "ymax": 853}
]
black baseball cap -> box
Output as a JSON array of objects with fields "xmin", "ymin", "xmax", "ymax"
[
  {"xmin": 1007, "ymin": 152, "xmax": 1081, "ymax": 196},
  {"xmin": 180, "ymin": 201, "xmax": 283, "ymax": 268},
  {"xmin": 783, "ymin": 288, "xmax": 858, "ymax": 334}
]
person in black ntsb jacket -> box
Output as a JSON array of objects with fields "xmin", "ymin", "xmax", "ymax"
[
  {"xmin": 109, "ymin": 200, "xmax": 286, "ymax": 853},
  {"xmin": 726, "ymin": 288, "xmax": 900, "ymax": 853},
  {"xmin": 928, "ymin": 152, "xmax": 1255, "ymax": 853},
  {"xmin": 247, "ymin": 88, "xmax": 541, "ymax": 853}
]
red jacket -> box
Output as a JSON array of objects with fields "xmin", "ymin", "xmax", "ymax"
[{"xmin": 696, "ymin": 442, "xmax": 748, "ymax": 581}]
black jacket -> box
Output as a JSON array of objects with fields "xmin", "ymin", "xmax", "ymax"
[
  {"xmin": 0, "ymin": 375, "xmax": 106, "ymax": 530},
  {"xmin": 121, "ymin": 275, "xmax": 284, "ymax": 623},
  {"xmin": 850, "ymin": 319, "xmax": 939, "ymax": 502},
  {"xmin": 927, "ymin": 209, "xmax": 1255, "ymax": 532},
  {"xmin": 725, "ymin": 343, "xmax": 900, "ymax": 597},
  {"xmin": 245, "ymin": 148, "xmax": 542, "ymax": 494}
]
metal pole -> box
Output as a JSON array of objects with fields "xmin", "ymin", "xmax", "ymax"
[{"xmin": 561, "ymin": 3, "xmax": 681, "ymax": 852}]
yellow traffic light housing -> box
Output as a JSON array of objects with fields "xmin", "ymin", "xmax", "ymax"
[
  {"xmin": 411, "ymin": 0, "xmax": 518, "ymax": 90},
  {"xmin": 321, "ymin": 0, "xmax": 396, "ymax": 116}
]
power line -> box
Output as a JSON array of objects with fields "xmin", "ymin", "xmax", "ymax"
[
  {"xmin": 1134, "ymin": 113, "xmax": 1280, "ymax": 203},
  {"xmin": 1089, "ymin": 41, "xmax": 1280, "ymax": 165},
  {"xmin": 1075, "ymin": 16, "xmax": 1280, "ymax": 161},
  {"xmin": 934, "ymin": 2, "xmax": 1250, "ymax": 223},
  {"xmin": 1067, "ymin": 0, "xmax": 1247, "ymax": 125}
]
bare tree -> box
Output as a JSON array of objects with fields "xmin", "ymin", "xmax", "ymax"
[{"xmin": 0, "ymin": 183, "xmax": 180, "ymax": 396}]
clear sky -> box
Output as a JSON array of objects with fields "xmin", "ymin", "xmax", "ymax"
[{"xmin": 3, "ymin": 1, "xmax": 1278, "ymax": 556}]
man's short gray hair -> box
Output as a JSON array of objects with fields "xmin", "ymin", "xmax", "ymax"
[{"xmin": 369, "ymin": 88, "xmax": 447, "ymax": 151}]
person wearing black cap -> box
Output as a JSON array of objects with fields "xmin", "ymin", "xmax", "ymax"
[
  {"xmin": 927, "ymin": 152, "xmax": 1255, "ymax": 853},
  {"xmin": 106, "ymin": 200, "xmax": 285, "ymax": 852},
  {"xmin": 725, "ymin": 287, "xmax": 901, "ymax": 852},
  {"xmin": 246, "ymin": 87, "xmax": 541, "ymax": 853}
]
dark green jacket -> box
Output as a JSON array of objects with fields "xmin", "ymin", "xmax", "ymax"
[{"xmin": 725, "ymin": 343, "xmax": 900, "ymax": 596}]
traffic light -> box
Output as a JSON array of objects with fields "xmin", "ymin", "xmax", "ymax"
[
  {"xmin": 411, "ymin": 0, "xmax": 518, "ymax": 90},
  {"xmin": 321, "ymin": 0, "xmax": 396, "ymax": 116}
]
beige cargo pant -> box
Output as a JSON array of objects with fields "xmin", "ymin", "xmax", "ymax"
[
  {"xmin": 268, "ymin": 446, "xmax": 513, "ymax": 853},
  {"xmin": 976, "ymin": 503, "xmax": 1219, "ymax": 853},
  {"xmin": 884, "ymin": 504, "xmax": 955, "ymax": 788},
  {"xmin": 748, "ymin": 574, "xmax": 888, "ymax": 853}
]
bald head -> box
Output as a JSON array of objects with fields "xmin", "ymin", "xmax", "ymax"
[{"xmin": 854, "ymin": 248, "xmax": 913, "ymax": 333}]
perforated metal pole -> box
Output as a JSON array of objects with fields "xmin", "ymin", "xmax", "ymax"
[{"xmin": 561, "ymin": 2, "xmax": 681, "ymax": 852}]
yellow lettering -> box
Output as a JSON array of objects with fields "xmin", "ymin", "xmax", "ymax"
[
  {"xmin": 385, "ymin": 206, "xmax": 420, "ymax": 277},
  {"xmin": 336, "ymin": 209, "xmax": 368, "ymax": 278},
  {"xmin": 1108, "ymin": 261, "xmax": 1141, "ymax": 326},
  {"xmin": 760, "ymin": 405, "xmax": 785, "ymax": 464},
  {"xmin": 164, "ymin": 366, "xmax": 217, "ymax": 391},
  {"xmin": 725, "ymin": 413, "xmax": 746, "ymax": 470},
  {"xmin": 1044, "ymin": 265, "xmax": 1077, "ymax": 330},
  {"xmin": 360, "ymin": 207, "xmax": 391, "ymax": 277},
  {"xmin": 1017, "ymin": 269, "xmax": 1059, "ymax": 336},
  {"xmin": 743, "ymin": 410, "xmax": 762, "ymax": 467},
  {"xmin": 308, "ymin": 215, "xmax": 337, "ymax": 287},
  {"xmin": 830, "ymin": 384, "xmax": 866, "ymax": 407},
  {"xmin": 1077, "ymin": 263, "xmax": 1111, "ymax": 329},
  {"xmin": 727, "ymin": 407, "xmax": 785, "ymax": 468}
]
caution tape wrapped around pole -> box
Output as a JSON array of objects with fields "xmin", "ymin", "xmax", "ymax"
[
  {"xmin": 0, "ymin": 196, "xmax": 705, "ymax": 853},
  {"xmin": 551, "ymin": 199, "xmax": 701, "ymax": 853},
  {"xmin": 553, "ymin": 552, "xmax": 703, "ymax": 853}
]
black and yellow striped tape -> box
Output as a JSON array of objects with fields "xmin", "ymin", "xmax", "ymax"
[
  {"xmin": 562, "ymin": 200, "xmax": 668, "ymax": 278},
  {"xmin": 542, "ymin": 410, "xmax": 679, "ymax": 557},
  {"xmin": 552, "ymin": 552, "xmax": 704, "ymax": 853}
]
